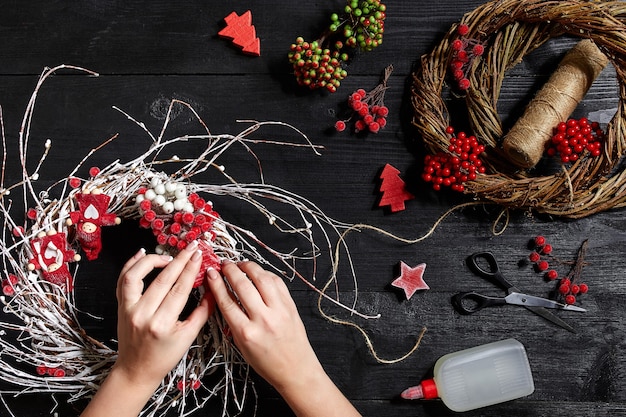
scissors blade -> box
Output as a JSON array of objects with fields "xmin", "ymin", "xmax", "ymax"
[
  {"xmin": 504, "ymin": 293, "xmax": 587, "ymax": 312},
  {"xmin": 504, "ymin": 293, "xmax": 584, "ymax": 333}
]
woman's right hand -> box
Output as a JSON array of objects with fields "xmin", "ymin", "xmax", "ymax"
[{"xmin": 206, "ymin": 261, "xmax": 361, "ymax": 417}]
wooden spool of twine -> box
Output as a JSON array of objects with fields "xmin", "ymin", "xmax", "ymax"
[{"xmin": 411, "ymin": 0, "xmax": 626, "ymax": 218}]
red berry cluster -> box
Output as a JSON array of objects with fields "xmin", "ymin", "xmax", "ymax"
[
  {"xmin": 288, "ymin": 0, "xmax": 386, "ymax": 92},
  {"xmin": 288, "ymin": 38, "xmax": 348, "ymax": 93},
  {"xmin": 528, "ymin": 235, "xmax": 589, "ymax": 305},
  {"xmin": 1, "ymin": 274, "xmax": 18, "ymax": 296},
  {"xmin": 547, "ymin": 118, "xmax": 604, "ymax": 163},
  {"xmin": 137, "ymin": 191, "xmax": 219, "ymax": 253},
  {"xmin": 177, "ymin": 378, "xmax": 202, "ymax": 391},
  {"xmin": 139, "ymin": 189, "xmax": 219, "ymax": 250},
  {"xmin": 36, "ymin": 365, "xmax": 66, "ymax": 378},
  {"xmin": 421, "ymin": 126, "xmax": 486, "ymax": 192},
  {"xmin": 528, "ymin": 235, "xmax": 553, "ymax": 273},
  {"xmin": 335, "ymin": 65, "xmax": 392, "ymax": 134},
  {"xmin": 449, "ymin": 24, "xmax": 485, "ymax": 91}
]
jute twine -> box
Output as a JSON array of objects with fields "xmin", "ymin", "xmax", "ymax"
[{"xmin": 411, "ymin": 0, "xmax": 626, "ymax": 219}]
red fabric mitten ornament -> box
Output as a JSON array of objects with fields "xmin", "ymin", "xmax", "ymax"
[
  {"xmin": 377, "ymin": 164, "xmax": 414, "ymax": 212},
  {"xmin": 28, "ymin": 231, "xmax": 81, "ymax": 291},
  {"xmin": 69, "ymin": 192, "xmax": 121, "ymax": 260}
]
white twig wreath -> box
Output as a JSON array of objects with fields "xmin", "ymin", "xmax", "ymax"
[{"xmin": 0, "ymin": 65, "xmax": 379, "ymax": 416}]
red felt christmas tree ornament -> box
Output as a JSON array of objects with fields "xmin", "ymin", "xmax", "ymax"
[
  {"xmin": 377, "ymin": 164, "xmax": 414, "ymax": 212},
  {"xmin": 218, "ymin": 10, "xmax": 261, "ymax": 56}
]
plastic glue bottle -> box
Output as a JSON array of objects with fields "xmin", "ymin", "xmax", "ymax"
[{"xmin": 401, "ymin": 338, "xmax": 535, "ymax": 412}]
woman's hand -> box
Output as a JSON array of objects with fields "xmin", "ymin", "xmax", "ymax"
[
  {"xmin": 206, "ymin": 261, "xmax": 319, "ymax": 390},
  {"xmin": 206, "ymin": 261, "xmax": 361, "ymax": 417},
  {"xmin": 81, "ymin": 241, "xmax": 213, "ymax": 417}
]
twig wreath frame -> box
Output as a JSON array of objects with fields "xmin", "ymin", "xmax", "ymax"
[
  {"xmin": 412, "ymin": 0, "xmax": 626, "ymax": 219},
  {"xmin": 0, "ymin": 65, "xmax": 388, "ymax": 417}
]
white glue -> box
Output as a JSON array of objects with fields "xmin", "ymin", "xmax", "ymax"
[{"xmin": 401, "ymin": 338, "xmax": 535, "ymax": 412}]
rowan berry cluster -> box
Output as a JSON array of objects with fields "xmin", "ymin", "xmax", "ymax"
[
  {"xmin": 528, "ymin": 236, "xmax": 589, "ymax": 305},
  {"xmin": 421, "ymin": 126, "xmax": 486, "ymax": 192},
  {"xmin": 177, "ymin": 378, "xmax": 202, "ymax": 391},
  {"xmin": 335, "ymin": 65, "xmax": 391, "ymax": 134},
  {"xmin": 1, "ymin": 273, "xmax": 18, "ymax": 296},
  {"xmin": 288, "ymin": 0, "xmax": 386, "ymax": 92},
  {"xmin": 546, "ymin": 117, "xmax": 604, "ymax": 163},
  {"xmin": 135, "ymin": 178, "xmax": 220, "ymax": 255},
  {"xmin": 449, "ymin": 24, "xmax": 485, "ymax": 91},
  {"xmin": 36, "ymin": 365, "xmax": 66, "ymax": 378}
]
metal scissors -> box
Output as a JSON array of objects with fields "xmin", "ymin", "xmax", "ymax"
[{"xmin": 452, "ymin": 252, "xmax": 586, "ymax": 333}]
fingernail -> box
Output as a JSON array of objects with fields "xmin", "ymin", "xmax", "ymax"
[
  {"xmin": 186, "ymin": 240, "xmax": 199, "ymax": 252},
  {"xmin": 207, "ymin": 267, "xmax": 219, "ymax": 280},
  {"xmin": 191, "ymin": 249, "xmax": 202, "ymax": 261},
  {"xmin": 160, "ymin": 255, "xmax": 174, "ymax": 262},
  {"xmin": 135, "ymin": 248, "xmax": 146, "ymax": 258}
]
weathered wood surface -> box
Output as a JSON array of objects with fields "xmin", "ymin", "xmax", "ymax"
[{"xmin": 0, "ymin": 1, "xmax": 624, "ymax": 416}]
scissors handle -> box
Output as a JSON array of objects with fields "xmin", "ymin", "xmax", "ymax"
[
  {"xmin": 467, "ymin": 252, "xmax": 515, "ymax": 291},
  {"xmin": 451, "ymin": 291, "xmax": 507, "ymax": 314}
]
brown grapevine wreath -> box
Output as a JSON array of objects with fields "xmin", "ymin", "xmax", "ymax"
[
  {"xmin": 0, "ymin": 65, "xmax": 382, "ymax": 416},
  {"xmin": 412, "ymin": 0, "xmax": 626, "ymax": 219}
]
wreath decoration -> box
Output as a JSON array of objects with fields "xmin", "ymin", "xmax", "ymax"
[
  {"xmin": 411, "ymin": 0, "xmax": 626, "ymax": 219},
  {"xmin": 0, "ymin": 65, "xmax": 380, "ymax": 416}
]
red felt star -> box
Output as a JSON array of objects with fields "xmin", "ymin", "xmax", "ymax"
[
  {"xmin": 218, "ymin": 10, "xmax": 261, "ymax": 56},
  {"xmin": 391, "ymin": 262, "xmax": 429, "ymax": 300}
]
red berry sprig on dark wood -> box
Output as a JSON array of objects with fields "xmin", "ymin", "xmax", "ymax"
[
  {"xmin": 527, "ymin": 236, "xmax": 590, "ymax": 305},
  {"xmin": 335, "ymin": 64, "xmax": 392, "ymax": 134},
  {"xmin": 546, "ymin": 117, "xmax": 604, "ymax": 163},
  {"xmin": 448, "ymin": 24, "xmax": 485, "ymax": 91},
  {"xmin": 421, "ymin": 126, "xmax": 486, "ymax": 192},
  {"xmin": 288, "ymin": 0, "xmax": 387, "ymax": 92},
  {"xmin": 557, "ymin": 239, "xmax": 590, "ymax": 305}
]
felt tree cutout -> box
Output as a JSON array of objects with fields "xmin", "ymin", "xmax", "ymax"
[
  {"xmin": 218, "ymin": 10, "xmax": 261, "ymax": 56},
  {"xmin": 378, "ymin": 164, "xmax": 414, "ymax": 212},
  {"xmin": 391, "ymin": 262, "xmax": 429, "ymax": 300}
]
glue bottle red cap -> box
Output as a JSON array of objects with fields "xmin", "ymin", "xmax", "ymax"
[
  {"xmin": 400, "ymin": 378, "xmax": 438, "ymax": 400},
  {"xmin": 420, "ymin": 379, "xmax": 438, "ymax": 399}
]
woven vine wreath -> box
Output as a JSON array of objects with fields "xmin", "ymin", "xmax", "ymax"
[
  {"xmin": 412, "ymin": 0, "xmax": 626, "ymax": 219},
  {"xmin": 0, "ymin": 66, "xmax": 381, "ymax": 417}
]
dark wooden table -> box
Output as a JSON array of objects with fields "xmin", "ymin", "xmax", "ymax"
[{"xmin": 0, "ymin": 1, "xmax": 624, "ymax": 416}]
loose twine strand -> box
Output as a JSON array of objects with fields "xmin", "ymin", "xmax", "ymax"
[{"xmin": 316, "ymin": 201, "xmax": 506, "ymax": 364}]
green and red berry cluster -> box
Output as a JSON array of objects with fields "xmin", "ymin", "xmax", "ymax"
[
  {"xmin": 338, "ymin": 0, "xmax": 386, "ymax": 51},
  {"xmin": 546, "ymin": 117, "xmax": 604, "ymax": 163},
  {"xmin": 449, "ymin": 23, "xmax": 485, "ymax": 91},
  {"xmin": 335, "ymin": 65, "xmax": 392, "ymax": 134},
  {"xmin": 288, "ymin": 0, "xmax": 387, "ymax": 92},
  {"xmin": 528, "ymin": 236, "xmax": 589, "ymax": 305},
  {"xmin": 288, "ymin": 39, "xmax": 348, "ymax": 93},
  {"xmin": 422, "ymin": 126, "xmax": 486, "ymax": 192}
]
